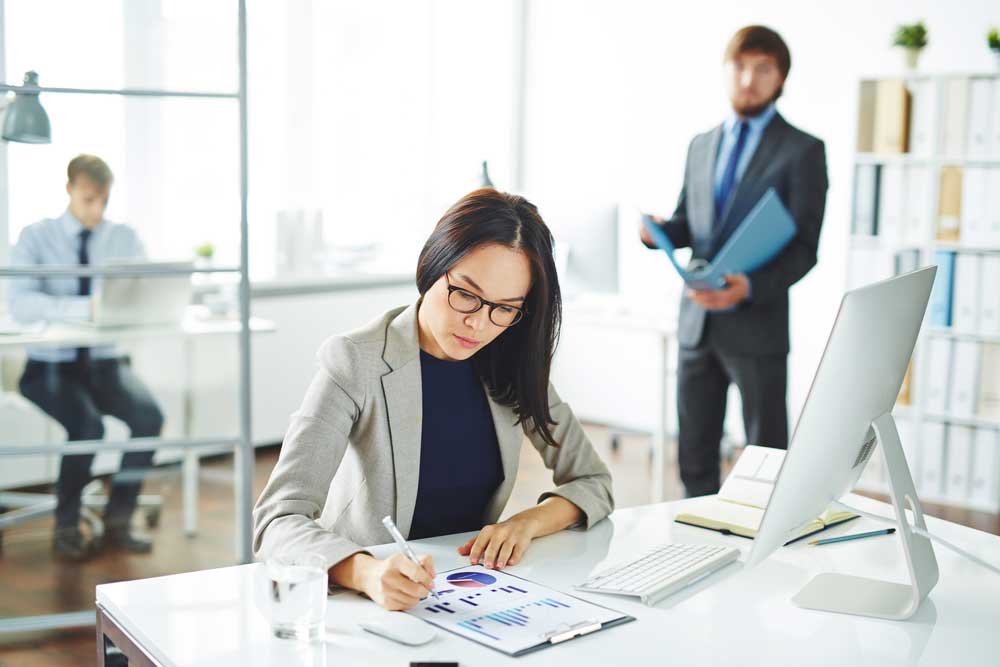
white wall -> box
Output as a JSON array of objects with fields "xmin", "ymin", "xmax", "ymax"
[{"xmin": 522, "ymin": 0, "xmax": 1000, "ymax": 428}]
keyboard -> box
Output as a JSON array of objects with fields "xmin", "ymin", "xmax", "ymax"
[{"xmin": 575, "ymin": 543, "xmax": 740, "ymax": 606}]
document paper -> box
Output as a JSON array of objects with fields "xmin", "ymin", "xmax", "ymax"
[{"xmin": 407, "ymin": 565, "xmax": 630, "ymax": 656}]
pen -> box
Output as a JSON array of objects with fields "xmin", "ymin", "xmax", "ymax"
[
  {"xmin": 382, "ymin": 515, "xmax": 440, "ymax": 600},
  {"xmin": 808, "ymin": 528, "xmax": 896, "ymax": 546}
]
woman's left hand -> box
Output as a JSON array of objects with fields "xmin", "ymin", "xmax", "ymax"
[{"xmin": 458, "ymin": 516, "xmax": 541, "ymax": 570}]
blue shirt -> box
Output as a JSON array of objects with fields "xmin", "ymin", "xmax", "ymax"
[
  {"xmin": 8, "ymin": 210, "xmax": 147, "ymax": 362},
  {"xmin": 712, "ymin": 103, "xmax": 777, "ymax": 207},
  {"xmin": 408, "ymin": 350, "xmax": 504, "ymax": 540}
]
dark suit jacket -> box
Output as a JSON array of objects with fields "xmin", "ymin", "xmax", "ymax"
[{"xmin": 654, "ymin": 112, "xmax": 828, "ymax": 355}]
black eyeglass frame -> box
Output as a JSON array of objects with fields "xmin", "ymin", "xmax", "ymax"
[{"xmin": 444, "ymin": 273, "xmax": 526, "ymax": 327}]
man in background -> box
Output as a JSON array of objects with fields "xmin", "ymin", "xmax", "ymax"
[
  {"xmin": 641, "ymin": 26, "xmax": 828, "ymax": 496},
  {"xmin": 9, "ymin": 154, "xmax": 162, "ymax": 560}
]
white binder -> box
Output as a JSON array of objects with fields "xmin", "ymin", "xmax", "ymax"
[
  {"xmin": 948, "ymin": 340, "xmax": 981, "ymax": 419},
  {"xmin": 903, "ymin": 165, "xmax": 933, "ymax": 245},
  {"xmin": 989, "ymin": 79, "xmax": 1000, "ymax": 157},
  {"xmin": 908, "ymin": 79, "xmax": 938, "ymax": 157},
  {"xmin": 940, "ymin": 77, "xmax": 970, "ymax": 156},
  {"xmin": 978, "ymin": 343, "xmax": 1000, "ymax": 420},
  {"xmin": 945, "ymin": 425, "xmax": 973, "ymax": 503},
  {"xmin": 987, "ymin": 169, "xmax": 1000, "ymax": 246},
  {"xmin": 965, "ymin": 78, "xmax": 993, "ymax": 158},
  {"xmin": 979, "ymin": 256, "xmax": 1000, "ymax": 336},
  {"xmin": 852, "ymin": 164, "xmax": 879, "ymax": 236},
  {"xmin": 951, "ymin": 253, "xmax": 981, "ymax": 333},
  {"xmin": 970, "ymin": 428, "xmax": 1000, "ymax": 508},
  {"xmin": 919, "ymin": 422, "xmax": 946, "ymax": 497},
  {"xmin": 959, "ymin": 167, "xmax": 988, "ymax": 247},
  {"xmin": 923, "ymin": 336, "xmax": 953, "ymax": 415},
  {"xmin": 877, "ymin": 164, "xmax": 905, "ymax": 243}
]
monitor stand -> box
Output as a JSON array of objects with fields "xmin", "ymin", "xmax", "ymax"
[{"xmin": 791, "ymin": 412, "xmax": 939, "ymax": 620}]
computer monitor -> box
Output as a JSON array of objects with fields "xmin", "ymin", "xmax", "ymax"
[{"xmin": 747, "ymin": 266, "xmax": 938, "ymax": 620}]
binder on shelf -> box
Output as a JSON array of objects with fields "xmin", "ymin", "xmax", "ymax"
[
  {"xmin": 978, "ymin": 344, "xmax": 1000, "ymax": 420},
  {"xmin": 924, "ymin": 336, "xmax": 954, "ymax": 415},
  {"xmin": 945, "ymin": 425, "xmax": 974, "ymax": 503},
  {"xmin": 893, "ymin": 249, "xmax": 921, "ymax": 276},
  {"xmin": 873, "ymin": 79, "xmax": 911, "ymax": 153},
  {"xmin": 951, "ymin": 253, "xmax": 981, "ymax": 333},
  {"xmin": 903, "ymin": 165, "xmax": 933, "ymax": 245},
  {"xmin": 979, "ymin": 257, "xmax": 1000, "ymax": 336},
  {"xmin": 919, "ymin": 422, "xmax": 946, "ymax": 497},
  {"xmin": 949, "ymin": 340, "xmax": 981, "ymax": 419},
  {"xmin": 970, "ymin": 428, "xmax": 999, "ymax": 508},
  {"xmin": 940, "ymin": 77, "xmax": 970, "ymax": 156},
  {"xmin": 877, "ymin": 164, "xmax": 906, "ymax": 243},
  {"xmin": 936, "ymin": 166, "xmax": 962, "ymax": 242},
  {"xmin": 989, "ymin": 78, "xmax": 1000, "ymax": 157},
  {"xmin": 856, "ymin": 80, "xmax": 878, "ymax": 152},
  {"xmin": 907, "ymin": 79, "xmax": 938, "ymax": 157},
  {"xmin": 987, "ymin": 169, "xmax": 1000, "ymax": 246},
  {"xmin": 848, "ymin": 248, "xmax": 891, "ymax": 290},
  {"xmin": 851, "ymin": 164, "xmax": 880, "ymax": 236},
  {"xmin": 929, "ymin": 250, "xmax": 955, "ymax": 327},
  {"xmin": 965, "ymin": 78, "xmax": 993, "ymax": 158},
  {"xmin": 959, "ymin": 167, "xmax": 988, "ymax": 247},
  {"xmin": 896, "ymin": 417, "xmax": 921, "ymax": 485},
  {"xmin": 897, "ymin": 359, "xmax": 914, "ymax": 406}
]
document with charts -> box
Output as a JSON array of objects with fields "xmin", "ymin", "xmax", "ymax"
[{"xmin": 406, "ymin": 565, "xmax": 633, "ymax": 656}]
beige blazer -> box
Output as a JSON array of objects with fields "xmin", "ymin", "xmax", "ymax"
[{"xmin": 252, "ymin": 303, "xmax": 614, "ymax": 569}]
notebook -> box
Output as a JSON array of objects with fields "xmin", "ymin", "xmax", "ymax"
[{"xmin": 674, "ymin": 446, "xmax": 859, "ymax": 544}]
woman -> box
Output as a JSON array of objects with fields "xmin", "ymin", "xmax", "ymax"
[{"xmin": 252, "ymin": 188, "xmax": 613, "ymax": 611}]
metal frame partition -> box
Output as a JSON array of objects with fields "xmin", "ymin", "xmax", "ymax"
[{"xmin": 0, "ymin": 0, "xmax": 253, "ymax": 634}]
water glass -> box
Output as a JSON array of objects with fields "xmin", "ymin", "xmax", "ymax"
[{"xmin": 255, "ymin": 552, "xmax": 328, "ymax": 641}]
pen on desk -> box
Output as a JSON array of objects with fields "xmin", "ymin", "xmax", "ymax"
[
  {"xmin": 381, "ymin": 515, "xmax": 440, "ymax": 600},
  {"xmin": 808, "ymin": 528, "xmax": 896, "ymax": 546}
]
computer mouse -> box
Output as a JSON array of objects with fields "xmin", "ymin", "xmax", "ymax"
[{"xmin": 359, "ymin": 611, "xmax": 437, "ymax": 646}]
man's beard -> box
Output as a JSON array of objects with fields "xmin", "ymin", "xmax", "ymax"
[{"xmin": 731, "ymin": 99, "xmax": 772, "ymax": 118}]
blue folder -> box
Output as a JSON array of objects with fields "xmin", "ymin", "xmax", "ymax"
[{"xmin": 642, "ymin": 188, "xmax": 797, "ymax": 290}]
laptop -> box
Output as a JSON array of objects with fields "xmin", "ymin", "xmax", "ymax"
[{"xmin": 84, "ymin": 261, "xmax": 193, "ymax": 329}]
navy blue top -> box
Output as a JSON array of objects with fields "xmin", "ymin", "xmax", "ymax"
[{"xmin": 408, "ymin": 351, "xmax": 504, "ymax": 540}]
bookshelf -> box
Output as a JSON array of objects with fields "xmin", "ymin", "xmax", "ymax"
[{"xmin": 848, "ymin": 72, "xmax": 1000, "ymax": 513}]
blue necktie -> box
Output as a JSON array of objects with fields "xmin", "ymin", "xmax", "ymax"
[
  {"xmin": 715, "ymin": 120, "xmax": 749, "ymax": 218},
  {"xmin": 77, "ymin": 228, "xmax": 92, "ymax": 363}
]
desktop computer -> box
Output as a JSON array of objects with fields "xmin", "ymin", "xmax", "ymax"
[{"xmin": 747, "ymin": 266, "xmax": 938, "ymax": 620}]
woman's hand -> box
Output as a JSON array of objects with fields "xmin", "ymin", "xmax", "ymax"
[
  {"xmin": 335, "ymin": 552, "xmax": 436, "ymax": 611},
  {"xmin": 457, "ymin": 515, "xmax": 541, "ymax": 570}
]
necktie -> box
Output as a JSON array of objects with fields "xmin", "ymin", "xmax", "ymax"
[
  {"xmin": 715, "ymin": 120, "xmax": 750, "ymax": 219},
  {"xmin": 77, "ymin": 228, "xmax": 92, "ymax": 363}
]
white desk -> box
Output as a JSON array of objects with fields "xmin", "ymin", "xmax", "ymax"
[
  {"xmin": 0, "ymin": 314, "xmax": 275, "ymax": 534},
  {"xmin": 95, "ymin": 493, "xmax": 1000, "ymax": 666}
]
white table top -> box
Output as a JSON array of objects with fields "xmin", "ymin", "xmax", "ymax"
[
  {"xmin": 95, "ymin": 494, "xmax": 1000, "ymax": 667},
  {"xmin": 0, "ymin": 315, "xmax": 274, "ymax": 350}
]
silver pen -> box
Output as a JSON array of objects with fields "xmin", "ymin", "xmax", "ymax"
[{"xmin": 381, "ymin": 515, "xmax": 440, "ymax": 601}]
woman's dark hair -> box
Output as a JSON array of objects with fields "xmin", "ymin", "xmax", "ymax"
[{"xmin": 416, "ymin": 188, "xmax": 562, "ymax": 447}]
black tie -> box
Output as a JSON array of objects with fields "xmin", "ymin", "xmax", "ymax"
[{"xmin": 77, "ymin": 228, "xmax": 92, "ymax": 363}]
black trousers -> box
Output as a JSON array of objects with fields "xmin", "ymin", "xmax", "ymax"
[
  {"xmin": 19, "ymin": 358, "xmax": 164, "ymax": 529},
  {"xmin": 677, "ymin": 321, "xmax": 788, "ymax": 497}
]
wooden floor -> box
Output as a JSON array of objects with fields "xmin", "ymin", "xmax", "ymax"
[{"xmin": 1, "ymin": 425, "xmax": 997, "ymax": 666}]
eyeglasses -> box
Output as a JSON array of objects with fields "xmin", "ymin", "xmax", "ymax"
[{"xmin": 445, "ymin": 274, "xmax": 525, "ymax": 327}]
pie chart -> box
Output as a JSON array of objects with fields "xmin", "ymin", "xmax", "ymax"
[{"xmin": 446, "ymin": 571, "xmax": 497, "ymax": 588}]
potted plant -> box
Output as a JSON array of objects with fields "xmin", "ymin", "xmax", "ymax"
[
  {"xmin": 989, "ymin": 28, "xmax": 1000, "ymax": 69},
  {"xmin": 194, "ymin": 242, "xmax": 215, "ymax": 268},
  {"xmin": 893, "ymin": 21, "xmax": 928, "ymax": 70}
]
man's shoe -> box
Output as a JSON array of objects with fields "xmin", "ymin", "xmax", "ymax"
[
  {"xmin": 53, "ymin": 527, "xmax": 93, "ymax": 562},
  {"xmin": 102, "ymin": 524, "xmax": 153, "ymax": 554}
]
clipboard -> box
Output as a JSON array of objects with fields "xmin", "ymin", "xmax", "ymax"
[
  {"xmin": 642, "ymin": 187, "xmax": 797, "ymax": 290},
  {"xmin": 406, "ymin": 565, "xmax": 635, "ymax": 657}
]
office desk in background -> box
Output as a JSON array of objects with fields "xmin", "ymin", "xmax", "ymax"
[
  {"xmin": 96, "ymin": 493, "xmax": 1000, "ymax": 666},
  {"xmin": 0, "ymin": 314, "xmax": 275, "ymax": 535}
]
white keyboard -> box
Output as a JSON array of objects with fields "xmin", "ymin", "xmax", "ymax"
[{"xmin": 575, "ymin": 543, "xmax": 740, "ymax": 606}]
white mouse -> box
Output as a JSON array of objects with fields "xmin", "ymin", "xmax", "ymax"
[{"xmin": 359, "ymin": 611, "xmax": 437, "ymax": 646}]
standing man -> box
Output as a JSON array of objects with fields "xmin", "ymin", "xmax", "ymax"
[
  {"xmin": 641, "ymin": 26, "xmax": 828, "ymax": 497},
  {"xmin": 9, "ymin": 154, "xmax": 162, "ymax": 560}
]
